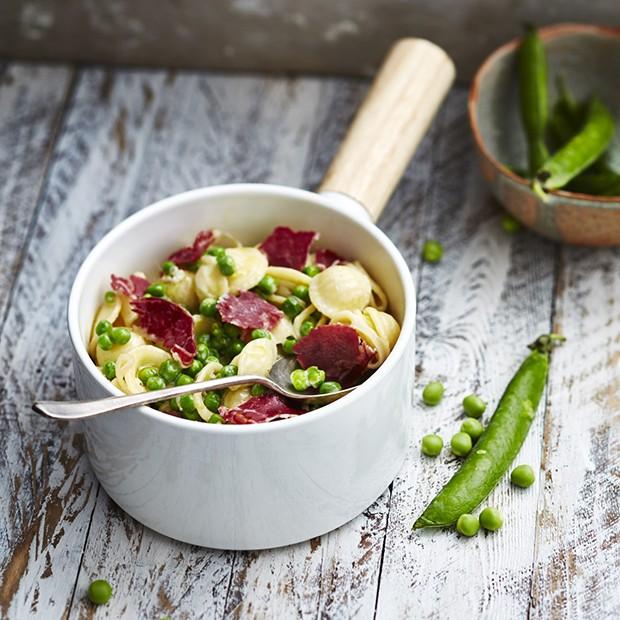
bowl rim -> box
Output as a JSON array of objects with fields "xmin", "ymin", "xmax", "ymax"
[
  {"xmin": 468, "ymin": 22, "xmax": 620, "ymax": 205},
  {"xmin": 67, "ymin": 183, "xmax": 416, "ymax": 436}
]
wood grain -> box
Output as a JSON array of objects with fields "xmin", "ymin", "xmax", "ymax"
[
  {"xmin": 0, "ymin": 61, "xmax": 618, "ymax": 619},
  {"xmin": 0, "ymin": 63, "xmax": 73, "ymax": 324},
  {"xmin": 529, "ymin": 246, "xmax": 620, "ymax": 619},
  {"xmin": 375, "ymin": 90, "xmax": 560, "ymax": 619}
]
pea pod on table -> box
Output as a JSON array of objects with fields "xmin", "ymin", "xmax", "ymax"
[
  {"xmin": 533, "ymin": 97, "xmax": 615, "ymax": 197},
  {"xmin": 414, "ymin": 334, "xmax": 564, "ymax": 529}
]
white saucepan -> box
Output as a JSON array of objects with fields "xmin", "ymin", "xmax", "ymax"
[{"xmin": 67, "ymin": 39, "xmax": 455, "ymax": 550}]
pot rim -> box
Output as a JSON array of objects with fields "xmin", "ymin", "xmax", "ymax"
[{"xmin": 68, "ymin": 183, "xmax": 417, "ymax": 435}]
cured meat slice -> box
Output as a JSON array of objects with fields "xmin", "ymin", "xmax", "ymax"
[
  {"xmin": 293, "ymin": 324, "xmax": 375, "ymax": 385},
  {"xmin": 217, "ymin": 291, "xmax": 283, "ymax": 330},
  {"xmin": 110, "ymin": 274, "xmax": 150, "ymax": 298},
  {"xmin": 259, "ymin": 226, "xmax": 318, "ymax": 270},
  {"xmin": 168, "ymin": 230, "xmax": 215, "ymax": 266},
  {"xmin": 131, "ymin": 298, "xmax": 196, "ymax": 366},
  {"xmin": 220, "ymin": 394, "xmax": 302, "ymax": 424},
  {"xmin": 314, "ymin": 248, "xmax": 343, "ymax": 269}
]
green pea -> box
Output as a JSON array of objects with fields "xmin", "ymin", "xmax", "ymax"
[
  {"xmin": 207, "ymin": 413, "xmax": 224, "ymax": 424},
  {"xmin": 196, "ymin": 343, "xmax": 210, "ymax": 362},
  {"xmin": 169, "ymin": 397, "xmax": 181, "ymax": 412},
  {"xmin": 95, "ymin": 320, "xmax": 112, "ymax": 336},
  {"xmin": 159, "ymin": 359, "xmax": 182, "ymax": 383},
  {"xmin": 217, "ymin": 253, "xmax": 236, "ymax": 276},
  {"xmin": 319, "ymin": 381, "xmax": 341, "ymax": 394},
  {"xmin": 97, "ymin": 333, "xmax": 113, "ymax": 351},
  {"xmin": 302, "ymin": 265, "xmax": 321, "ymax": 277},
  {"xmin": 199, "ymin": 297, "xmax": 218, "ymax": 317},
  {"xmin": 422, "ymin": 381, "xmax": 444, "ymax": 406},
  {"xmin": 422, "ymin": 240, "xmax": 443, "ymax": 263},
  {"xmin": 205, "ymin": 355, "xmax": 220, "ymax": 364},
  {"xmin": 479, "ymin": 507, "xmax": 503, "ymax": 532},
  {"xmin": 227, "ymin": 340, "xmax": 244, "ymax": 356},
  {"xmin": 300, "ymin": 320, "xmax": 315, "ymax": 337},
  {"xmin": 101, "ymin": 361, "xmax": 116, "ymax": 380},
  {"xmin": 456, "ymin": 513, "xmax": 479, "ymax": 537},
  {"xmin": 207, "ymin": 245, "xmax": 226, "ymax": 258},
  {"xmin": 146, "ymin": 283, "xmax": 166, "ymax": 297},
  {"xmin": 146, "ymin": 375, "xmax": 166, "ymax": 391},
  {"xmin": 175, "ymin": 373, "xmax": 193, "ymax": 386},
  {"xmin": 219, "ymin": 364, "xmax": 238, "ymax": 378},
  {"xmin": 186, "ymin": 359, "xmax": 204, "ymax": 377},
  {"xmin": 421, "ymin": 434, "xmax": 443, "ymax": 457},
  {"xmin": 282, "ymin": 295, "xmax": 305, "ymax": 318},
  {"xmin": 510, "ymin": 464, "xmax": 535, "ymax": 488},
  {"xmin": 257, "ymin": 275, "xmax": 277, "ymax": 295},
  {"xmin": 501, "ymin": 214, "xmax": 521, "ymax": 234},
  {"xmin": 179, "ymin": 395, "xmax": 199, "ymax": 420},
  {"xmin": 203, "ymin": 391, "xmax": 221, "ymax": 412},
  {"xmin": 251, "ymin": 384, "xmax": 266, "ymax": 397},
  {"xmin": 197, "ymin": 333, "xmax": 211, "ymax": 346},
  {"xmin": 462, "ymin": 394, "xmax": 487, "ymax": 418},
  {"xmin": 306, "ymin": 366, "xmax": 325, "ymax": 388},
  {"xmin": 221, "ymin": 323, "xmax": 239, "ymax": 338},
  {"xmin": 211, "ymin": 334, "xmax": 229, "ymax": 351},
  {"xmin": 104, "ymin": 291, "xmax": 116, "ymax": 304},
  {"xmin": 292, "ymin": 284, "xmax": 310, "ymax": 302},
  {"xmin": 251, "ymin": 329, "xmax": 270, "ymax": 340},
  {"xmin": 290, "ymin": 368, "xmax": 309, "ymax": 391},
  {"xmin": 109, "ymin": 326, "xmax": 131, "ymax": 345},
  {"xmin": 137, "ymin": 366, "xmax": 158, "ymax": 384},
  {"xmin": 450, "ymin": 432, "xmax": 472, "ymax": 457},
  {"xmin": 460, "ymin": 417, "xmax": 484, "ymax": 441},
  {"xmin": 210, "ymin": 321, "xmax": 223, "ymax": 337},
  {"xmin": 282, "ymin": 336, "xmax": 297, "ymax": 355},
  {"xmin": 87, "ymin": 579, "xmax": 113, "ymax": 605},
  {"xmin": 161, "ymin": 260, "xmax": 177, "ymax": 275}
]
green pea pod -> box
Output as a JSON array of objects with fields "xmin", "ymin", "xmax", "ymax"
[
  {"xmin": 547, "ymin": 76, "xmax": 585, "ymax": 148},
  {"xmin": 413, "ymin": 334, "xmax": 564, "ymax": 529},
  {"xmin": 533, "ymin": 97, "xmax": 615, "ymax": 197},
  {"xmin": 518, "ymin": 25, "xmax": 549, "ymax": 176},
  {"xmin": 566, "ymin": 171, "xmax": 620, "ymax": 196}
]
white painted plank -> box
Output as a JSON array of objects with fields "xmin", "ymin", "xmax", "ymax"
[
  {"xmin": 375, "ymin": 90, "xmax": 559, "ymax": 619},
  {"xmin": 0, "ymin": 63, "xmax": 72, "ymax": 317},
  {"xmin": 529, "ymin": 246, "xmax": 620, "ymax": 619}
]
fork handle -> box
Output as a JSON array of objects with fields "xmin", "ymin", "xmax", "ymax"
[{"xmin": 32, "ymin": 374, "xmax": 269, "ymax": 420}]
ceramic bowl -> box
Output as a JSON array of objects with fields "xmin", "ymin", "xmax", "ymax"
[
  {"xmin": 469, "ymin": 23, "xmax": 620, "ymax": 246},
  {"xmin": 68, "ymin": 184, "xmax": 416, "ymax": 550}
]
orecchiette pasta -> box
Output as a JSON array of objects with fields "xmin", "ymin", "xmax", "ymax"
[
  {"xmin": 195, "ymin": 256, "xmax": 229, "ymax": 300},
  {"xmin": 227, "ymin": 247, "xmax": 268, "ymax": 293},
  {"xmin": 115, "ymin": 345, "xmax": 171, "ymax": 394},
  {"xmin": 309, "ymin": 265, "xmax": 372, "ymax": 318},
  {"xmin": 96, "ymin": 331, "xmax": 146, "ymax": 366},
  {"xmin": 230, "ymin": 337, "xmax": 277, "ymax": 388},
  {"xmin": 90, "ymin": 226, "xmax": 401, "ymax": 425},
  {"xmin": 191, "ymin": 361, "xmax": 224, "ymax": 421}
]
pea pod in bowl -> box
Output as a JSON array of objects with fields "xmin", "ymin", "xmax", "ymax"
[{"xmin": 414, "ymin": 334, "xmax": 564, "ymax": 530}]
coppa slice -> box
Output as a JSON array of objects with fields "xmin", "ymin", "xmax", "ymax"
[
  {"xmin": 217, "ymin": 291, "xmax": 283, "ymax": 330},
  {"xmin": 131, "ymin": 298, "xmax": 196, "ymax": 366},
  {"xmin": 259, "ymin": 226, "xmax": 318, "ymax": 270},
  {"xmin": 168, "ymin": 230, "xmax": 214, "ymax": 266},
  {"xmin": 314, "ymin": 248, "xmax": 343, "ymax": 269},
  {"xmin": 111, "ymin": 274, "xmax": 150, "ymax": 298},
  {"xmin": 293, "ymin": 324, "xmax": 375, "ymax": 386},
  {"xmin": 219, "ymin": 394, "xmax": 301, "ymax": 424}
]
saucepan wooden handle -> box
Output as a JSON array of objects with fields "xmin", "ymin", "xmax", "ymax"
[{"xmin": 319, "ymin": 38, "xmax": 455, "ymax": 222}]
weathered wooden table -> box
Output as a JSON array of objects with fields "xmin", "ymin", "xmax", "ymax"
[{"xmin": 0, "ymin": 62, "xmax": 618, "ymax": 619}]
